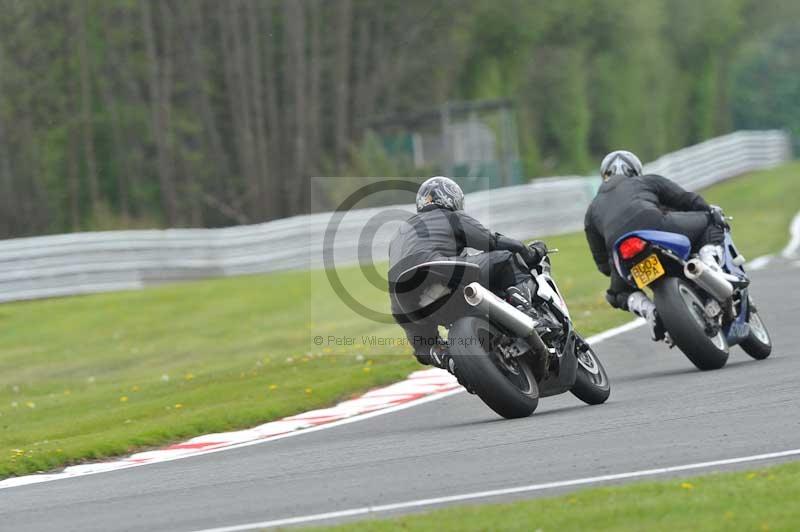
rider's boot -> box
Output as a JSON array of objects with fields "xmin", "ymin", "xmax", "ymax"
[
  {"xmin": 430, "ymin": 339, "xmax": 475, "ymax": 393},
  {"xmin": 427, "ymin": 338, "xmax": 449, "ymax": 368},
  {"xmin": 698, "ymin": 244, "xmax": 724, "ymax": 271},
  {"xmin": 506, "ymin": 279, "xmax": 534, "ymax": 310},
  {"xmin": 627, "ymin": 291, "xmax": 665, "ymax": 341}
]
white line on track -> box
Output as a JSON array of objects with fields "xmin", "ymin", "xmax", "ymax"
[
  {"xmin": 781, "ymin": 211, "xmax": 800, "ymax": 258},
  {"xmin": 584, "ymin": 317, "xmax": 644, "ymax": 343},
  {"xmin": 747, "ymin": 255, "xmax": 773, "ymax": 271},
  {"xmin": 190, "ymin": 448, "xmax": 800, "ymax": 532}
]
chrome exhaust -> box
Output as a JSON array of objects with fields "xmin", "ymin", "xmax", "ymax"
[
  {"xmin": 463, "ymin": 282, "xmax": 548, "ymax": 354},
  {"xmin": 684, "ymin": 259, "xmax": 734, "ymax": 301}
]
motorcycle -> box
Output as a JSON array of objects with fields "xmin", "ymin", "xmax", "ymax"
[
  {"xmin": 612, "ymin": 209, "xmax": 772, "ymax": 370},
  {"xmin": 392, "ymin": 249, "xmax": 610, "ymax": 419}
]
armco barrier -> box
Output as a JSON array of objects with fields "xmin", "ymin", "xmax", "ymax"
[{"xmin": 0, "ymin": 130, "xmax": 791, "ymax": 303}]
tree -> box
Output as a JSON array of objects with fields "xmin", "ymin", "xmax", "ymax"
[
  {"xmin": 0, "ymin": 0, "xmax": 793, "ymax": 237},
  {"xmin": 731, "ymin": 24, "xmax": 800, "ymax": 152}
]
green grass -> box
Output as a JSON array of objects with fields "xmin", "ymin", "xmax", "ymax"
[
  {"xmin": 0, "ymin": 268, "xmax": 417, "ymax": 477},
  {"xmin": 311, "ymin": 461, "xmax": 800, "ymax": 531},
  {"xmin": 1, "ymin": 162, "xmax": 798, "ymax": 478},
  {"xmin": 702, "ymin": 163, "xmax": 800, "ymax": 258}
]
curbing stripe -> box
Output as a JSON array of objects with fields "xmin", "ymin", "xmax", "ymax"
[
  {"xmin": 0, "ymin": 375, "xmax": 461, "ymax": 489},
  {"xmin": 0, "ymin": 318, "xmax": 640, "ymax": 490}
]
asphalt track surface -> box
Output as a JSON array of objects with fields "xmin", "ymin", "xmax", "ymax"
[{"xmin": 2, "ymin": 259, "xmax": 799, "ymax": 532}]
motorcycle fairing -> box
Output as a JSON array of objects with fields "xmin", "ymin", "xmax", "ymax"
[
  {"xmin": 536, "ymin": 328, "xmax": 579, "ymax": 398},
  {"xmin": 722, "ymin": 231, "xmax": 746, "ymax": 277},
  {"xmin": 535, "ymin": 272, "xmax": 571, "ymax": 320},
  {"xmin": 721, "ymin": 231, "xmax": 751, "ymax": 345}
]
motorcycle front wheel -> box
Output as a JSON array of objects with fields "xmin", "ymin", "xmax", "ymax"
[
  {"xmin": 740, "ymin": 297, "xmax": 772, "ymax": 360},
  {"xmin": 571, "ymin": 336, "xmax": 611, "ymax": 405},
  {"xmin": 449, "ymin": 316, "xmax": 539, "ymax": 419},
  {"xmin": 653, "ymin": 277, "xmax": 729, "ymax": 371}
]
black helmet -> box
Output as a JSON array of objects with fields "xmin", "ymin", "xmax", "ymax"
[
  {"xmin": 600, "ymin": 150, "xmax": 643, "ymax": 178},
  {"xmin": 415, "ymin": 176, "xmax": 464, "ymax": 212}
]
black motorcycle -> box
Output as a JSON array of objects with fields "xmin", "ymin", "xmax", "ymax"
[{"xmin": 392, "ymin": 251, "xmax": 610, "ymax": 419}]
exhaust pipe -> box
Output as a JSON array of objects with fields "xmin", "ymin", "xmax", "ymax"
[
  {"xmin": 684, "ymin": 259, "xmax": 734, "ymax": 301},
  {"xmin": 463, "ymin": 282, "xmax": 548, "ymax": 355}
]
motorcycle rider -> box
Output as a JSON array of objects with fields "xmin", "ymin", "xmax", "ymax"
[
  {"xmin": 389, "ymin": 176, "xmax": 548, "ymax": 372},
  {"xmin": 584, "ymin": 150, "xmax": 726, "ymax": 340}
]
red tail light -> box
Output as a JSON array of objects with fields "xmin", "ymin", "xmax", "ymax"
[{"xmin": 619, "ymin": 237, "xmax": 647, "ymax": 260}]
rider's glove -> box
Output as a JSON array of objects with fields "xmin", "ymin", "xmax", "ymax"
[
  {"xmin": 520, "ymin": 240, "xmax": 548, "ymax": 268},
  {"xmin": 708, "ymin": 205, "xmax": 729, "ymax": 229},
  {"xmin": 529, "ymin": 240, "xmax": 548, "ymax": 258}
]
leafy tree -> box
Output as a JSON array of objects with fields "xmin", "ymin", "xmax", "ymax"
[
  {"xmin": 0, "ymin": 0, "xmax": 793, "ymax": 237},
  {"xmin": 731, "ymin": 25, "xmax": 800, "ymax": 152}
]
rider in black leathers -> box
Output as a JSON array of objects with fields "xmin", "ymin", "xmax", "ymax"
[
  {"xmin": 584, "ymin": 150, "xmax": 725, "ymax": 339},
  {"xmin": 389, "ymin": 176, "xmax": 547, "ymax": 368}
]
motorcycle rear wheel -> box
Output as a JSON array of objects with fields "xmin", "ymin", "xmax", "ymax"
[
  {"xmin": 653, "ymin": 277, "xmax": 729, "ymax": 371},
  {"xmin": 449, "ymin": 316, "xmax": 539, "ymax": 419}
]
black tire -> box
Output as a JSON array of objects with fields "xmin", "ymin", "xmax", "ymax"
[
  {"xmin": 449, "ymin": 316, "xmax": 539, "ymax": 419},
  {"xmin": 740, "ymin": 300, "xmax": 772, "ymax": 360},
  {"xmin": 571, "ymin": 338, "xmax": 611, "ymax": 405},
  {"xmin": 653, "ymin": 277, "xmax": 729, "ymax": 371}
]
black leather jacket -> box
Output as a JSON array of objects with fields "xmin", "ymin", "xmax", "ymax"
[
  {"xmin": 584, "ymin": 174, "xmax": 710, "ymax": 276},
  {"xmin": 388, "ymin": 206, "xmax": 525, "ymax": 281}
]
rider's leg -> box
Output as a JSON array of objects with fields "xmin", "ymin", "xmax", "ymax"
[
  {"xmin": 394, "ymin": 319, "xmax": 442, "ymax": 366},
  {"xmin": 505, "ymin": 254, "xmax": 537, "ymax": 309},
  {"xmin": 463, "ymin": 250, "xmax": 534, "ymax": 307},
  {"xmin": 660, "ymin": 211, "xmax": 709, "ymax": 245},
  {"xmin": 393, "ymin": 296, "xmax": 470, "ymax": 390},
  {"xmin": 607, "ymin": 271, "xmax": 665, "ymax": 341},
  {"xmin": 393, "ymin": 315, "xmax": 466, "ymax": 388},
  {"xmin": 698, "ymin": 223, "xmax": 727, "ymax": 268},
  {"xmin": 389, "ymin": 293, "xmax": 444, "ymax": 367},
  {"xmin": 626, "ymin": 290, "xmax": 655, "ymax": 318},
  {"xmin": 662, "ymin": 211, "xmax": 725, "ymax": 267}
]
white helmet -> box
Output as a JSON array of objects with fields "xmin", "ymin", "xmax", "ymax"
[{"xmin": 600, "ymin": 150, "xmax": 643, "ymax": 178}]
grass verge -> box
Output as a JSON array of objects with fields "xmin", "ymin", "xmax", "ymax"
[
  {"xmin": 311, "ymin": 461, "xmax": 800, "ymax": 531},
  {"xmin": 1, "ymin": 162, "xmax": 798, "ymax": 478}
]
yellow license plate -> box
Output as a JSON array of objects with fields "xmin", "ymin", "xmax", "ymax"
[{"xmin": 630, "ymin": 254, "xmax": 665, "ymax": 289}]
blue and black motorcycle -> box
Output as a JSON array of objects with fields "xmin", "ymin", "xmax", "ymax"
[{"xmin": 612, "ymin": 208, "xmax": 772, "ymax": 370}]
